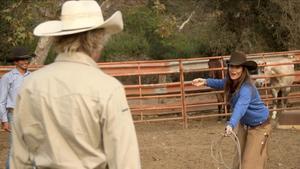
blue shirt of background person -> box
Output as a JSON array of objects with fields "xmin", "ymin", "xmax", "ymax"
[
  {"xmin": 0, "ymin": 68, "xmax": 31, "ymax": 122},
  {"xmin": 0, "ymin": 46, "xmax": 34, "ymax": 130},
  {"xmin": 206, "ymin": 78, "xmax": 269, "ymax": 128},
  {"xmin": 0, "ymin": 46, "xmax": 34, "ymax": 169}
]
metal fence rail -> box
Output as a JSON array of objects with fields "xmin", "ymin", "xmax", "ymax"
[{"xmin": 1, "ymin": 50, "xmax": 300, "ymax": 127}]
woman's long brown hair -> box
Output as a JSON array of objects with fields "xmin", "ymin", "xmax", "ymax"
[{"xmin": 224, "ymin": 66, "xmax": 253, "ymax": 104}]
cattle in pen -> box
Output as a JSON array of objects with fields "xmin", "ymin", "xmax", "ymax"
[{"xmin": 256, "ymin": 57, "xmax": 295, "ymax": 119}]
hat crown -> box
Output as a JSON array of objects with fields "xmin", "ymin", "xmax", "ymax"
[
  {"xmin": 33, "ymin": 0, "xmax": 123, "ymax": 36},
  {"xmin": 227, "ymin": 51, "xmax": 257, "ymax": 71},
  {"xmin": 11, "ymin": 47, "xmax": 28, "ymax": 56},
  {"xmin": 8, "ymin": 46, "xmax": 34, "ymax": 61},
  {"xmin": 61, "ymin": 1, "xmax": 104, "ymax": 30},
  {"xmin": 228, "ymin": 51, "xmax": 247, "ymax": 65}
]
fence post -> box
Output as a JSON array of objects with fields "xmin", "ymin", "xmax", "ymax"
[
  {"xmin": 179, "ymin": 60, "xmax": 187, "ymax": 128},
  {"xmin": 221, "ymin": 56, "xmax": 228, "ymax": 117},
  {"xmin": 138, "ymin": 62, "xmax": 143, "ymax": 121}
]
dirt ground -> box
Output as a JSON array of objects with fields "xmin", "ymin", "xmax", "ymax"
[{"xmin": 1, "ymin": 119, "xmax": 300, "ymax": 169}]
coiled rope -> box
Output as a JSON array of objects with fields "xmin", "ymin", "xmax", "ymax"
[{"xmin": 210, "ymin": 132, "xmax": 242, "ymax": 169}]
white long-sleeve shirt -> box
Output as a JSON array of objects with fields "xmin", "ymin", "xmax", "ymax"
[{"xmin": 0, "ymin": 68, "xmax": 30, "ymax": 122}]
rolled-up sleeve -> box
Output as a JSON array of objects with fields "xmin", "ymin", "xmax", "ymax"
[
  {"xmin": 102, "ymin": 86, "xmax": 141, "ymax": 169},
  {"xmin": 0, "ymin": 75, "xmax": 9, "ymax": 122}
]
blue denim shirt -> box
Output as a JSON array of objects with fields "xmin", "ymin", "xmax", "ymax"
[
  {"xmin": 0, "ymin": 68, "xmax": 30, "ymax": 122},
  {"xmin": 206, "ymin": 78, "xmax": 269, "ymax": 128}
]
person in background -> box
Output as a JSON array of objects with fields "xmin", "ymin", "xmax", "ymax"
[
  {"xmin": 0, "ymin": 46, "xmax": 35, "ymax": 169},
  {"xmin": 192, "ymin": 51, "xmax": 271, "ymax": 169},
  {"xmin": 10, "ymin": 1, "xmax": 141, "ymax": 169}
]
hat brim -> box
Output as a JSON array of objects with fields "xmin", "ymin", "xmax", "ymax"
[
  {"xmin": 241, "ymin": 61, "xmax": 257, "ymax": 71},
  {"xmin": 34, "ymin": 11, "xmax": 123, "ymax": 36},
  {"xmin": 227, "ymin": 60, "xmax": 257, "ymax": 71}
]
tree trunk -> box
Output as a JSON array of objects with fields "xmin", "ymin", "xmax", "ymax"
[{"xmin": 31, "ymin": 37, "xmax": 54, "ymax": 65}]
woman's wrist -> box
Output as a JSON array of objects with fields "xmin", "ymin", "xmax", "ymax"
[{"xmin": 203, "ymin": 79, "xmax": 207, "ymax": 86}]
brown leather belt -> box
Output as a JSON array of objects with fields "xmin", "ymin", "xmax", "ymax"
[
  {"xmin": 7, "ymin": 108, "xmax": 14, "ymax": 113},
  {"xmin": 248, "ymin": 118, "xmax": 270, "ymax": 129}
]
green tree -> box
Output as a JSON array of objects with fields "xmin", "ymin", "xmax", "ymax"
[{"xmin": 210, "ymin": 0, "xmax": 300, "ymax": 53}]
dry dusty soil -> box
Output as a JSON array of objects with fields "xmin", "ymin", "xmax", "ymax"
[{"xmin": 1, "ymin": 119, "xmax": 300, "ymax": 169}]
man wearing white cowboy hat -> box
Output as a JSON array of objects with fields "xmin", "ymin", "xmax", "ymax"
[{"xmin": 10, "ymin": 1, "xmax": 141, "ymax": 169}]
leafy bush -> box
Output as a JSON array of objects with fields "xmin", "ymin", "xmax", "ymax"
[{"xmin": 101, "ymin": 32, "xmax": 150, "ymax": 61}]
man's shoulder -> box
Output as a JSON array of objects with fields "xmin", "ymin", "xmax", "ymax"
[
  {"xmin": 26, "ymin": 64, "xmax": 57, "ymax": 78},
  {"xmin": 96, "ymin": 72, "xmax": 123, "ymax": 89},
  {"xmin": 4, "ymin": 68, "xmax": 16, "ymax": 75},
  {"xmin": 25, "ymin": 63, "xmax": 123, "ymax": 88},
  {"xmin": 1, "ymin": 69, "xmax": 16, "ymax": 80}
]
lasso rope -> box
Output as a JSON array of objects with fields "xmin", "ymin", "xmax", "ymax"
[{"xmin": 210, "ymin": 132, "xmax": 242, "ymax": 169}]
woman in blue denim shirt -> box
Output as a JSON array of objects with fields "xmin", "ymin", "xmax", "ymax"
[{"xmin": 192, "ymin": 51, "xmax": 271, "ymax": 169}]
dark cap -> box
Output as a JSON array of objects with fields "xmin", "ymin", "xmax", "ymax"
[
  {"xmin": 8, "ymin": 46, "xmax": 36, "ymax": 61},
  {"xmin": 226, "ymin": 51, "xmax": 257, "ymax": 71}
]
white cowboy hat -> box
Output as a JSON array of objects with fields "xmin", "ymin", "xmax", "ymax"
[{"xmin": 33, "ymin": 0, "xmax": 123, "ymax": 36}]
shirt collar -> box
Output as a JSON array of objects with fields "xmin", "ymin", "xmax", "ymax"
[
  {"xmin": 11, "ymin": 68, "xmax": 30, "ymax": 76},
  {"xmin": 55, "ymin": 52, "xmax": 98, "ymax": 68}
]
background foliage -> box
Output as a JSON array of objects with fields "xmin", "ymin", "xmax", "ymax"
[{"xmin": 0, "ymin": 0, "xmax": 300, "ymax": 64}]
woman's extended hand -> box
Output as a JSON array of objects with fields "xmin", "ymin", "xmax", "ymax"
[{"xmin": 192, "ymin": 78, "xmax": 206, "ymax": 87}]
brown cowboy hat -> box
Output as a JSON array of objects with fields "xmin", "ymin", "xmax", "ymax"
[
  {"xmin": 226, "ymin": 51, "xmax": 257, "ymax": 71},
  {"xmin": 8, "ymin": 46, "xmax": 36, "ymax": 62}
]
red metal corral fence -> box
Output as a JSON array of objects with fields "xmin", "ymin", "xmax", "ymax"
[{"xmin": 1, "ymin": 50, "xmax": 300, "ymax": 128}]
